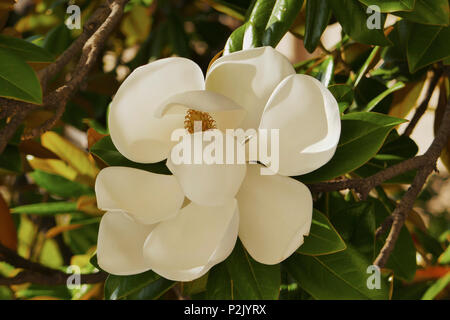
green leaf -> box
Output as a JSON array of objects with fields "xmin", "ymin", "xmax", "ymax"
[
  {"xmin": 262, "ymin": 0, "xmax": 304, "ymax": 47},
  {"xmin": 354, "ymin": 46, "xmax": 380, "ymax": 87},
  {"xmin": 363, "ymin": 81, "xmax": 405, "ymax": 112},
  {"xmin": 284, "ymin": 247, "xmax": 390, "ymax": 300},
  {"xmin": 0, "ymin": 34, "xmax": 53, "ymax": 62},
  {"xmin": 105, "ymin": 270, "xmax": 174, "ymax": 300},
  {"xmin": 11, "ymin": 201, "xmax": 78, "ymax": 215},
  {"xmin": 43, "ymin": 24, "xmax": 72, "ymax": 56},
  {"xmin": 328, "ymin": 0, "xmax": 390, "ymax": 46},
  {"xmin": 90, "ymin": 135, "xmax": 170, "ymax": 175},
  {"xmin": 304, "ymin": 0, "xmax": 331, "ymax": 53},
  {"xmin": 328, "ymin": 84, "xmax": 354, "ymax": 105},
  {"xmin": 297, "ymin": 209, "xmax": 346, "ymax": 256},
  {"xmin": 395, "ymin": 0, "xmax": 450, "ymax": 26},
  {"xmin": 329, "ymin": 202, "xmax": 376, "ymax": 259},
  {"xmin": 224, "ymin": 24, "xmax": 246, "ymax": 54},
  {"xmin": 225, "ymin": 240, "xmax": 280, "ymax": 299},
  {"xmin": 421, "ymin": 273, "xmax": 450, "ymax": 300},
  {"xmin": 0, "ymin": 48, "xmax": 43, "ymax": 104},
  {"xmin": 354, "ymin": 131, "xmax": 418, "ymax": 184},
  {"xmin": 29, "ymin": 170, "xmax": 94, "ymax": 198},
  {"xmin": 407, "ymin": 23, "xmax": 450, "ymax": 73},
  {"xmin": 358, "ymin": 0, "xmax": 415, "ymax": 12},
  {"xmin": 298, "ymin": 112, "xmax": 406, "ymax": 183},
  {"xmin": 224, "ymin": 0, "xmax": 303, "ymax": 53},
  {"xmin": 206, "ymin": 263, "xmax": 233, "ymax": 299},
  {"xmin": 438, "ymin": 246, "xmax": 450, "ymax": 264}
]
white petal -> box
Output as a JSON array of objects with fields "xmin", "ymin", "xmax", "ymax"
[
  {"xmin": 167, "ymin": 131, "xmax": 246, "ymax": 207},
  {"xmin": 149, "ymin": 207, "xmax": 239, "ymax": 282},
  {"xmin": 95, "ymin": 167, "xmax": 184, "ymax": 225},
  {"xmin": 143, "ymin": 200, "xmax": 239, "ymax": 281},
  {"xmin": 236, "ymin": 164, "xmax": 312, "ymax": 264},
  {"xmin": 109, "ymin": 57, "xmax": 205, "ymax": 163},
  {"xmin": 97, "ymin": 211, "xmax": 154, "ymax": 275},
  {"xmin": 155, "ymin": 90, "xmax": 247, "ymax": 130},
  {"xmin": 205, "ymin": 46, "xmax": 295, "ymax": 130},
  {"xmin": 259, "ymin": 74, "xmax": 341, "ymax": 176}
]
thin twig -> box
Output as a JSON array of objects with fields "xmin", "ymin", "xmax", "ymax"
[
  {"xmin": 0, "ymin": 243, "xmax": 106, "ymax": 286},
  {"xmin": 374, "ymin": 98, "xmax": 450, "ymax": 267},
  {"xmin": 403, "ymin": 68, "xmax": 443, "ymax": 137}
]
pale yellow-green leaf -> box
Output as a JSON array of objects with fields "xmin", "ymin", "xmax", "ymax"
[
  {"xmin": 27, "ymin": 156, "xmax": 78, "ymax": 181},
  {"xmin": 41, "ymin": 131, "xmax": 99, "ymax": 180}
]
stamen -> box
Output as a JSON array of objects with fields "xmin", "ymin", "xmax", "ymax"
[{"xmin": 184, "ymin": 109, "xmax": 217, "ymax": 134}]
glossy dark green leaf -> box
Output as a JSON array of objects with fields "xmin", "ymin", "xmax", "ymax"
[
  {"xmin": 225, "ymin": 240, "xmax": 280, "ymax": 299},
  {"xmin": 328, "ymin": 0, "xmax": 390, "ymax": 46},
  {"xmin": 29, "ymin": 170, "xmax": 94, "ymax": 198},
  {"xmin": 329, "ymin": 202, "xmax": 376, "ymax": 259},
  {"xmin": 206, "ymin": 263, "xmax": 233, "ymax": 299},
  {"xmin": 262, "ymin": 0, "xmax": 304, "ymax": 47},
  {"xmin": 0, "ymin": 34, "xmax": 53, "ymax": 62},
  {"xmin": 285, "ymin": 247, "xmax": 390, "ymax": 300},
  {"xmin": 358, "ymin": 0, "xmax": 414, "ymax": 12},
  {"xmin": 224, "ymin": 24, "xmax": 246, "ymax": 54},
  {"xmin": 395, "ymin": 0, "xmax": 449, "ymax": 26},
  {"xmin": 90, "ymin": 135, "xmax": 170, "ymax": 175},
  {"xmin": 105, "ymin": 270, "xmax": 174, "ymax": 300},
  {"xmin": 328, "ymin": 84, "xmax": 354, "ymax": 105},
  {"xmin": 407, "ymin": 24, "xmax": 450, "ymax": 73},
  {"xmin": 304, "ymin": 0, "xmax": 331, "ymax": 53},
  {"xmin": 11, "ymin": 201, "xmax": 78, "ymax": 215},
  {"xmin": 0, "ymin": 48, "xmax": 43, "ymax": 104},
  {"xmin": 225, "ymin": 0, "xmax": 303, "ymax": 53},
  {"xmin": 298, "ymin": 112, "xmax": 406, "ymax": 183},
  {"xmin": 297, "ymin": 209, "xmax": 346, "ymax": 256}
]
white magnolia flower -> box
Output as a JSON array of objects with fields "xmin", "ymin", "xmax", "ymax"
[{"xmin": 95, "ymin": 46, "xmax": 341, "ymax": 281}]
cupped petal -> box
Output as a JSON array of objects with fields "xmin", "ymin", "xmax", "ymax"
[
  {"xmin": 109, "ymin": 57, "xmax": 205, "ymax": 163},
  {"xmin": 97, "ymin": 211, "xmax": 154, "ymax": 275},
  {"xmin": 236, "ymin": 164, "xmax": 312, "ymax": 265},
  {"xmin": 205, "ymin": 46, "xmax": 295, "ymax": 130},
  {"xmin": 259, "ymin": 74, "xmax": 341, "ymax": 176},
  {"xmin": 143, "ymin": 200, "xmax": 239, "ymax": 281},
  {"xmin": 95, "ymin": 166, "xmax": 184, "ymax": 225},
  {"xmin": 167, "ymin": 130, "xmax": 247, "ymax": 207},
  {"xmin": 155, "ymin": 90, "xmax": 247, "ymax": 130}
]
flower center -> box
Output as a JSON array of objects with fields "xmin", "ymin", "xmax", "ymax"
[{"xmin": 184, "ymin": 109, "xmax": 217, "ymax": 134}]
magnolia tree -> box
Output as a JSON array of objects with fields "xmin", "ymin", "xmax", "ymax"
[{"xmin": 0, "ymin": 0, "xmax": 449, "ymax": 301}]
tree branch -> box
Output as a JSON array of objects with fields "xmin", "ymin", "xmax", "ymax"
[
  {"xmin": 0, "ymin": 243, "xmax": 106, "ymax": 286},
  {"xmin": 374, "ymin": 98, "xmax": 450, "ymax": 267},
  {"xmin": 403, "ymin": 68, "xmax": 443, "ymax": 137},
  {"xmin": 0, "ymin": 0, "xmax": 129, "ymax": 153}
]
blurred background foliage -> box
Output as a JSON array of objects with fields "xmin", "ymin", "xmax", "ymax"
[{"xmin": 0, "ymin": 0, "xmax": 449, "ymax": 300}]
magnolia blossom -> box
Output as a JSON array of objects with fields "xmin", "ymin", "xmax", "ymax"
[{"xmin": 95, "ymin": 46, "xmax": 341, "ymax": 281}]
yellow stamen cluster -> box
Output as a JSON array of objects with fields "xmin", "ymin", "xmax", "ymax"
[{"xmin": 184, "ymin": 109, "xmax": 217, "ymax": 134}]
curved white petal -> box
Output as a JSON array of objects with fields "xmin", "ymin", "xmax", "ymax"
[
  {"xmin": 143, "ymin": 200, "xmax": 239, "ymax": 281},
  {"xmin": 167, "ymin": 131, "xmax": 246, "ymax": 207},
  {"xmin": 109, "ymin": 57, "xmax": 205, "ymax": 163},
  {"xmin": 259, "ymin": 74, "xmax": 341, "ymax": 176},
  {"xmin": 97, "ymin": 211, "xmax": 154, "ymax": 275},
  {"xmin": 149, "ymin": 207, "xmax": 239, "ymax": 282},
  {"xmin": 205, "ymin": 46, "xmax": 295, "ymax": 130},
  {"xmin": 156, "ymin": 90, "xmax": 247, "ymax": 130},
  {"xmin": 236, "ymin": 164, "xmax": 312, "ymax": 265},
  {"xmin": 95, "ymin": 167, "xmax": 184, "ymax": 225}
]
